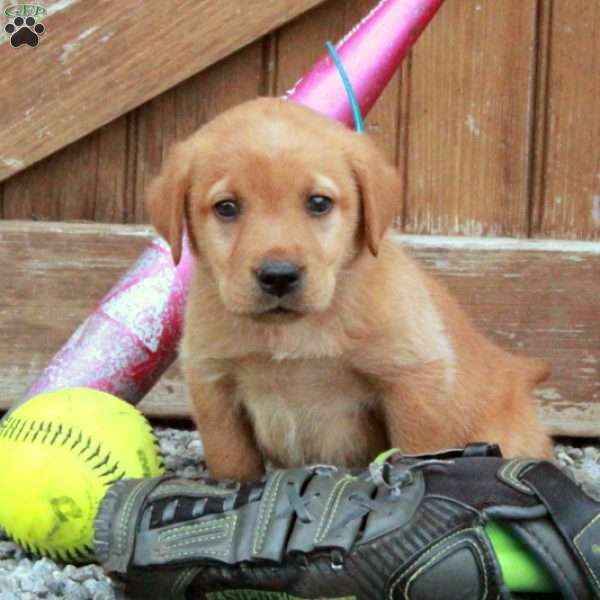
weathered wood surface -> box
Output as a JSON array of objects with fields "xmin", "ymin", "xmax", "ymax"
[
  {"xmin": 0, "ymin": 0, "xmax": 326, "ymax": 182},
  {"xmin": 2, "ymin": 39, "xmax": 266, "ymax": 224},
  {"xmin": 404, "ymin": 0, "xmax": 537, "ymax": 236},
  {"xmin": 531, "ymin": 0, "xmax": 600, "ymax": 240},
  {"xmin": 3, "ymin": 0, "xmax": 599, "ymax": 241},
  {"xmin": 1, "ymin": 0, "xmax": 409, "ymax": 225},
  {"xmin": 2, "ymin": 116, "xmax": 132, "ymax": 222},
  {"xmin": 0, "ymin": 222, "xmax": 598, "ymax": 436}
]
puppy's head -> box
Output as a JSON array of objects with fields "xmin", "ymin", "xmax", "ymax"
[{"xmin": 147, "ymin": 98, "xmax": 400, "ymax": 319}]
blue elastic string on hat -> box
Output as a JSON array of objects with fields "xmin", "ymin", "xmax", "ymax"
[{"xmin": 326, "ymin": 40, "xmax": 365, "ymax": 134}]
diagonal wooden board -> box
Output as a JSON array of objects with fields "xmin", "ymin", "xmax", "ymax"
[
  {"xmin": 0, "ymin": 221, "xmax": 599, "ymax": 437},
  {"xmin": 0, "ymin": 0, "xmax": 326, "ymax": 181}
]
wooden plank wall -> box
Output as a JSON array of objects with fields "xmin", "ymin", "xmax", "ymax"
[
  {"xmin": 2, "ymin": 0, "xmax": 599, "ymax": 240},
  {"xmin": 0, "ymin": 0, "xmax": 598, "ymax": 436},
  {"xmin": 0, "ymin": 0, "xmax": 327, "ymax": 182},
  {"xmin": 1, "ymin": 222, "xmax": 598, "ymax": 436}
]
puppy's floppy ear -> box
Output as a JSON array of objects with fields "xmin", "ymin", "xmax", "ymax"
[
  {"xmin": 349, "ymin": 136, "xmax": 402, "ymax": 257},
  {"xmin": 145, "ymin": 141, "xmax": 193, "ymax": 265}
]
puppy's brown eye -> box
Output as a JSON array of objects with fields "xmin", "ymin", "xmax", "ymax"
[
  {"xmin": 214, "ymin": 199, "xmax": 240, "ymax": 220},
  {"xmin": 306, "ymin": 195, "xmax": 333, "ymax": 216}
]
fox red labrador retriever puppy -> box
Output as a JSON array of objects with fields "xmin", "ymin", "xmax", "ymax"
[{"xmin": 147, "ymin": 98, "xmax": 551, "ymax": 480}]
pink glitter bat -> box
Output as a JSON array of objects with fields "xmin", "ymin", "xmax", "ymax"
[{"xmin": 21, "ymin": 0, "xmax": 445, "ymax": 407}]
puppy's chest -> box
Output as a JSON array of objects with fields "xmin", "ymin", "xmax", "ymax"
[{"xmin": 234, "ymin": 356, "xmax": 381, "ymax": 467}]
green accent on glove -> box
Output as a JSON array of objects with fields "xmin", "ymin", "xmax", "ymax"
[
  {"xmin": 373, "ymin": 448, "xmax": 401, "ymax": 465},
  {"xmin": 486, "ymin": 521, "xmax": 556, "ymax": 593}
]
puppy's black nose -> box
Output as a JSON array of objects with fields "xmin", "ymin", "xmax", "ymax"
[{"xmin": 255, "ymin": 261, "xmax": 302, "ymax": 297}]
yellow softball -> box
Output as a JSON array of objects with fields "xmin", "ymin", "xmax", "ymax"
[{"xmin": 0, "ymin": 388, "xmax": 164, "ymax": 563}]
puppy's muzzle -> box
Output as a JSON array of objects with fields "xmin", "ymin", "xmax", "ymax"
[{"xmin": 255, "ymin": 260, "xmax": 303, "ymax": 297}]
